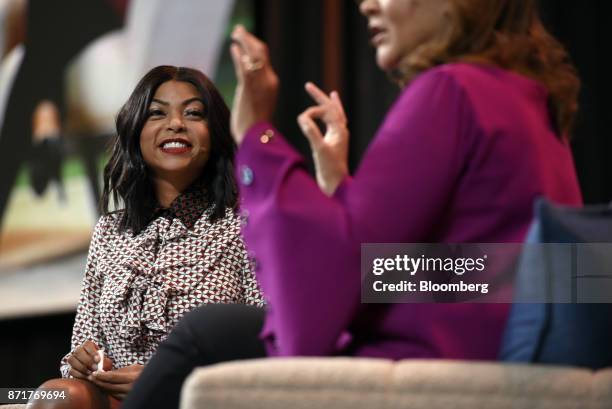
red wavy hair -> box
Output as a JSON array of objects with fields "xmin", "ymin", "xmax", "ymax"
[{"xmin": 396, "ymin": 0, "xmax": 580, "ymax": 138}]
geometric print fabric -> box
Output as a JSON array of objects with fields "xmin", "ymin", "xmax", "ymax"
[{"xmin": 60, "ymin": 186, "xmax": 264, "ymax": 377}]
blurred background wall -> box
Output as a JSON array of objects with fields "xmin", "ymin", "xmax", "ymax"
[{"xmin": 0, "ymin": 0, "xmax": 608, "ymax": 387}]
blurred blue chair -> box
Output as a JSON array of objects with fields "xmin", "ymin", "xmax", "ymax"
[{"xmin": 500, "ymin": 198, "xmax": 612, "ymax": 369}]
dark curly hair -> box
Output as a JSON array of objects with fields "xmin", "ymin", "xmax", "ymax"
[{"xmin": 101, "ymin": 65, "xmax": 237, "ymax": 233}]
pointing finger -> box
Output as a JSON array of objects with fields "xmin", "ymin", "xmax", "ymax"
[{"xmin": 305, "ymin": 82, "xmax": 330, "ymax": 106}]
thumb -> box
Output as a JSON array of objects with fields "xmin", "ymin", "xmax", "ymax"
[{"xmin": 103, "ymin": 356, "xmax": 113, "ymax": 371}]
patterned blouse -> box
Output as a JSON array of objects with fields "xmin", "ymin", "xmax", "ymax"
[{"xmin": 60, "ymin": 186, "xmax": 264, "ymax": 377}]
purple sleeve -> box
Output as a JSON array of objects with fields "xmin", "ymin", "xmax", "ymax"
[{"xmin": 236, "ymin": 69, "xmax": 474, "ymax": 356}]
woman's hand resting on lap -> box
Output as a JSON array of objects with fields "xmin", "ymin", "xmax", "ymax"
[
  {"xmin": 89, "ymin": 364, "xmax": 144, "ymax": 401},
  {"xmin": 66, "ymin": 340, "xmax": 112, "ymax": 379}
]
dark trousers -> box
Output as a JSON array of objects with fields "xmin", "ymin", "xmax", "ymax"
[{"xmin": 122, "ymin": 304, "xmax": 267, "ymax": 409}]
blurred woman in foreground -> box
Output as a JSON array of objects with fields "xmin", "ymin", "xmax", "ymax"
[{"xmin": 123, "ymin": 1, "xmax": 582, "ymax": 408}]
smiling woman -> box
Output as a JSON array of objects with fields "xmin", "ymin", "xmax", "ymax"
[
  {"xmin": 139, "ymin": 80, "xmax": 212, "ymax": 207},
  {"xmin": 29, "ymin": 66, "xmax": 264, "ymax": 409},
  {"xmin": 102, "ymin": 66, "xmax": 239, "ymax": 233}
]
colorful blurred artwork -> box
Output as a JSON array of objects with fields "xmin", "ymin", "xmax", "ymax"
[{"xmin": 0, "ymin": 0, "xmax": 254, "ymax": 272}]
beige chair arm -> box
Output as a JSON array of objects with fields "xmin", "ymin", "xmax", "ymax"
[{"xmin": 180, "ymin": 358, "xmax": 612, "ymax": 409}]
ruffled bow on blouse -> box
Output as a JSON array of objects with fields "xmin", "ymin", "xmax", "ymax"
[{"xmin": 60, "ymin": 186, "xmax": 264, "ymax": 377}]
